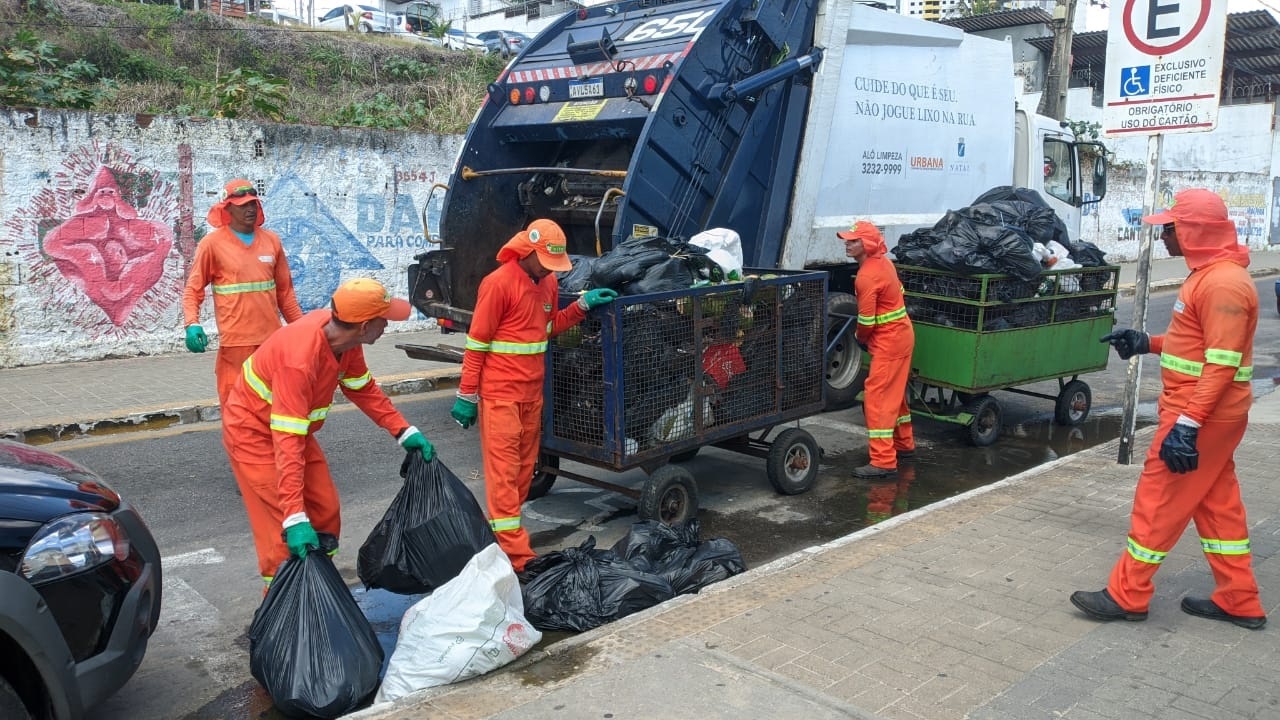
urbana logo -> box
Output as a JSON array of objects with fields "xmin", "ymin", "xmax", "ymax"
[{"xmin": 910, "ymin": 156, "xmax": 944, "ymax": 170}]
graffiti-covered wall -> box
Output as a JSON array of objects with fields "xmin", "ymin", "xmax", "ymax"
[
  {"xmin": 0, "ymin": 109, "xmax": 461, "ymax": 368},
  {"xmin": 1035, "ymin": 89, "xmax": 1279, "ymax": 262}
]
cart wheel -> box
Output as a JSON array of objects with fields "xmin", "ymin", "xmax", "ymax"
[
  {"xmin": 527, "ymin": 453, "xmax": 559, "ymax": 500},
  {"xmin": 670, "ymin": 447, "xmax": 700, "ymax": 463},
  {"xmin": 824, "ymin": 292, "xmax": 868, "ymax": 410},
  {"xmin": 1054, "ymin": 380, "xmax": 1092, "ymax": 426},
  {"xmin": 964, "ymin": 395, "xmax": 1002, "ymax": 447},
  {"xmin": 766, "ymin": 428, "xmax": 820, "ymax": 495},
  {"xmin": 638, "ymin": 465, "xmax": 698, "ymax": 525}
]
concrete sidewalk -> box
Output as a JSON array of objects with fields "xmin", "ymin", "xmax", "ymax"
[
  {"xmin": 353, "ymin": 389, "xmax": 1280, "ymax": 720},
  {"xmin": 0, "ymin": 256, "xmax": 1274, "ymax": 444}
]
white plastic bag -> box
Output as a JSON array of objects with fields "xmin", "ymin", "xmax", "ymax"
[
  {"xmin": 650, "ymin": 392, "xmax": 715, "ymax": 443},
  {"xmin": 376, "ymin": 544, "xmax": 541, "ymax": 702},
  {"xmin": 689, "ymin": 228, "xmax": 744, "ymax": 281}
]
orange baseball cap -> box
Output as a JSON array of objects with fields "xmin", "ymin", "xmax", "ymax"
[
  {"xmin": 1142, "ymin": 188, "xmax": 1228, "ymax": 225},
  {"xmin": 836, "ymin": 220, "xmax": 881, "ymax": 242},
  {"xmin": 495, "ymin": 219, "xmax": 573, "ymax": 272},
  {"xmin": 330, "ymin": 278, "xmax": 411, "ymax": 323},
  {"xmin": 220, "ymin": 178, "xmax": 261, "ymax": 206}
]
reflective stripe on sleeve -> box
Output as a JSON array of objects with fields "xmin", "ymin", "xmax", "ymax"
[
  {"xmin": 1160, "ymin": 352, "xmax": 1252, "ymax": 381},
  {"xmin": 340, "ymin": 371, "xmax": 371, "ymax": 390},
  {"xmin": 490, "ymin": 516, "xmax": 522, "ymax": 532},
  {"xmin": 270, "ymin": 414, "xmax": 310, "ymax": 435},
  {"xmin": 465, "ymin": 336, "xmax": 492, "ymax": 351},
  {"xmin": 243, "ymin": 357, "xmax": 272, "ymax": 402}
]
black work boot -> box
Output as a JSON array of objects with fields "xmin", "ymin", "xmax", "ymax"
[
  {"xmin": 1180, "ymin": 596, "xmax": 1267, "ymax": 630},
  {"xmin": 1070, "ymin": 589, "xmax": 1148, "ymax": 622},
  {"xmin": 852, "ymin": 463, "xmax": 896, "ymax": 479}
]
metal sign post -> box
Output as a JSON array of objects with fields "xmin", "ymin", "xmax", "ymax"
[{"xmin": 1103, "ymin": 0, "xmax": 1228, "ymax": 464}]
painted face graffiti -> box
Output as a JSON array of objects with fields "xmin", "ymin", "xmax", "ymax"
[{"xmin": 41, "ymin": 166, "xmax": 174, "ymax": 325}]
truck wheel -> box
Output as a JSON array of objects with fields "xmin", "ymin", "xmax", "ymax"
[
  {"xmin": 638, "ymin": 465, "xmax": 698, "ymax": 524},
  {"xmin": 766, "ymin": 428, "xmax": 819, "ymax": 495},
  {"xmin": 526, "ymin": 453, "xmax": 559, "ymax": 500},
  {"xmin": 825, "ymin": 292, "xmax": 867, "ymax": 410},
  {"xmin": 1054, "ymin": 380, "xmax": 1092, "ymax": 426},
  {"xmin": 0, "ymin": 677, "xmax": 31, "ymax": 720},
  {"xmin": 964, "ymin": 395, "xmax": 1002, "ymax": 447}
]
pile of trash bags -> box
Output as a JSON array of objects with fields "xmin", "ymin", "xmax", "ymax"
[
  {"xmin": 895, "ymin": 186, "xmax": 1107, "ymax": 282},
  {"xmin": 558, "ymin": 228, "xmax": 746, "ymax": 296},
  {"xmin": 521, "ymin": 519, "xmax": 746, "ymax": 632}
]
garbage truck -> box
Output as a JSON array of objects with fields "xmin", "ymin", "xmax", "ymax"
[{"xmin": 403, "ymin": 0, "xmax": 1108, "ymax": 409}]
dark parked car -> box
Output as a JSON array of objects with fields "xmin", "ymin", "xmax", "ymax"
[
  {"xmin": 0, "ymin": 439, "xmax": 161, "ymax": 720},
  {"xmin": 477, "ymin": 30, "xmax": 529, "ymax": 58}
]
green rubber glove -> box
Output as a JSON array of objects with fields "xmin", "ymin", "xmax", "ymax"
[
  {"xmin": 399, "ymin": 426, "xmax": 434, "ymax": 460},
  {"xmin": 580, "ymin": 288, "xmax": 619, "ymax": 310},
  {"xmin": 284, "ymin": 521, "xmax": 319, "ymax": 558},
  {"xmin": 451, "ymin": 396, "xmax": 478, "ymax": 429},
  {"xmin": 184, "ymin": 325, "xmax": 208, "ymax": 353}
]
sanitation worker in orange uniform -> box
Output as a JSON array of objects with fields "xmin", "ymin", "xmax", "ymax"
[
  {"xmin": 183, "ymin": 179, "xmax": 304, "ymax": 407},
  {"xmin": 450, "ymin": 220, "xmax": 617, "ymax": 571},
  {"xmin": 1072, "ymin": 189, "xmax": 1265, "ymax": 629},
  {"xmin": 838, "ymin": 221, "xmax": 915, "ymax": 479},
  {"xmin": 222, "ymin": 278, "xmax": 434, "ymax": 586}
]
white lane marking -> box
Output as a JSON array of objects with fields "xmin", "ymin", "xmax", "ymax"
[
  {"xmin": 162, "ymin": 548, "xmax": 225, "ymax": 568},
  {"xmin": 156, "ymin": 577, "xmax": 241, "ymax": 685}
]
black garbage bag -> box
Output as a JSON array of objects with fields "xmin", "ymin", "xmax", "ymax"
[
  {"xmin": 520, "ymin": 537, "xmax": 675, "ymax": 632},
  {"xmin": 1068, "ymin": 240, "xmax": 1107, "ymax": 267},
  {"xmin": 557, "ymin": 255, "xmax": 598, "ymax": 293},
  {"xmin": 972, "ymin": 186, "xmax": 1070, "ymax": 247},
  {"xmin": 610, "ymin": 519, "xmax": 746, "ymax": 595},
  {"xmin": 357, "ymin": 453, "xmax": 496, "ymax": 594},
  {"xmin": 249, "ymin": 548, "xmax": 383, "ymax": 719},
  {"xmin": 589, "ymin": 236, "xmax": 682, "ymax": 290}
]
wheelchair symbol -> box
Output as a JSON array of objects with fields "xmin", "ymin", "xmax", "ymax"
[{"xmin": 1120, "ymin": 66, "xmax": 1150, "ymax": 97}]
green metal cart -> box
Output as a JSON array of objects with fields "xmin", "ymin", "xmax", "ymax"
[{"xmin": 896, "ymin": 264, "xmax": 1121, "ymax": 446}]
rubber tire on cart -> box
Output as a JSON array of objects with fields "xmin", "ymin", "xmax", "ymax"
[
  {"xmin": 526, "ymin": 452, "xmax": 559, "ymax": 500},
  {"xmin": 1054, "ymin": 380, "xmax": 1092, "ymax": 426},
  {"xmin": 964, "ymin": 395, "xmax": 1002, "ymax": 447},
  {"xmin": 670, "ymin": 447, "xmax": 700, "ymax": 463},
  {"xmin": 0, "ymin": 677, "xmax": 31, "ymax": 720},
  {"xmin": 766, "ymin": 428, "xmax": 820, "ymax": 495},
  {"xmin": 638, "ymin": 464, "xmax": 698, "ymax": 525},
  {"xmin": 825, "ymin": 292, "xmax": 868, "ymax": 410}
]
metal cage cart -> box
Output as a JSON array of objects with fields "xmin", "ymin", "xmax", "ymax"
[
  {"xmin": 531, "ymin": 270, "xmax": 829, "ymax": 524},
  {"xmin": 898, "ymin": 264, "xmax": 1121, "ymax": 446}
]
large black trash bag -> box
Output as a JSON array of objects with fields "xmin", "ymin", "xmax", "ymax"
[
  {"xmin": 590, "ymin": 235, "xmax": 722, "ymax": 295},
  {"xmin": 249, "ymin": 546, "xmax": 383, "ymax": 719},
  {"xmin": 589, "ymin": 236, "xmax": 682, "ymax": 290},
  {"xmin": 610, "ymin": 519, "xmax": 746, "ymax": 595},
  {"xmin": 357, "ymin": 453, "xmax": 496, "ymax": 594},
  {"xmin": 972, "ymin": 186, "xmax": 1070, "ymax": 247},
  {"xmin": 520, "ymin": 536, "xmax": 674, "ymax": 632},
  {"xmin": 557, "ymin": 255, "xmax": 598, "ymax": 293},
  {"xmin": 1068, "ymin": 240, "xmax": 1107, "ymax": 267}
]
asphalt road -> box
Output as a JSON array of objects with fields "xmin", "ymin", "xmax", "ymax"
[{"xmin": 55, "ymin": 277, "xmax": 1278, "ymax": 720}]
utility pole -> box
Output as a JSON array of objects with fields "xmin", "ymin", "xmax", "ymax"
[{"xmin": 1037, "ymin": 0, "xmax": 1079, "ymax": 121}]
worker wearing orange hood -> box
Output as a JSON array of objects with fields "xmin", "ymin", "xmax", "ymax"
[
  {"xmin": 837, "ymin": 221, "xmax": 915, "ymax": 479},
  {"xmin": 450, "ymin": 220, "xmax": 617, "ymax": 571},
  {"xmin": 182, "ymin": 179, "xmax": 304, "ymax": 406},
  {"xmin": 1072, "ymin": 189, "xmax": 1265, "ymax": 630}
]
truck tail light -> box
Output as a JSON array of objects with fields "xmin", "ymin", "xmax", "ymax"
[
  {"xmin": 539, "ymin": 85, "xmax": 551, "ymax": 102},
  {"xmin": 509, "ymin": 87, "xmax": 521, "ymax": 104},
  {"xmin": 524, "ymin": 87, "xmax": 536, "ymax": 104},
  {"xmin": 643, "ymin": 75, "xmax": 658, "ymax": 94}
]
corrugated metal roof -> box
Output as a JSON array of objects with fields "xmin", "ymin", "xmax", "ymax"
[{"xmin": 937, "ymin": 7, "xmax": 1052, "ymax": 32}]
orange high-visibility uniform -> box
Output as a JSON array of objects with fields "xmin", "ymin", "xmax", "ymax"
[
  {"xmin": 854, "ymin": 232, "xmax": 915, "ymax": 470},
  {"xmin": 182, "ymin": 225, "xmax": 304, "ymax": 405},
  {"xmin": 222, "ymin": 309, "xmax": 411, "ymax": 581},
  {"xmin": 460, "ymin": 260, "xmax": 586, "ymax": 571},
  {"xmin": 1106, "ymin": 217, "xmax": 1262, "ymax": 617}
]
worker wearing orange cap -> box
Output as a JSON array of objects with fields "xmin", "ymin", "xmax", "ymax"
[
  {"xmin": 450, "ymin": 220, "xmax": 617, "ymax": 571},
  {"xmin": 1072, "ymin": 189, "xmax": 1265, "ymax": 630},
  {"xmin": 838, "ymin": 220, "xmax": 915, "ymax": 479},
  {"xmin": 183, "ymin": 179, "xmax": 304, "ymax": 407},
  {"xmin": 222, "ymin": 278, "xmax": 434, "ymax": 586}
]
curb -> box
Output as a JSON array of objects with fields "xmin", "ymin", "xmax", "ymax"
[
  {"xmin": 3, "ymin": 369, "xmax": 463, "ymax": 446},
  {"xmin": 1117, "ymin": 266, "xmax": 1278, "ymax": 298}
]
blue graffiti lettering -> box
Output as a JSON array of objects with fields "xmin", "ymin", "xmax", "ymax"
[
  {"xmin": 390, "ymin": 194, "xmax": 420, "ymax": 234},
  {"xmin": 356, "ymin": 195, "xmax": 385, "ymax": 233}
]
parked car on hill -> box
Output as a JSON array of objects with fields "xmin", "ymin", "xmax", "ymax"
[
  {"xmin": 317, "ymin": 4, "xmax": 399, "ymax": 33},
  {"xmin": 477, "ymin": 29, "xmax": 529, "ymax": 58},
  {"xmin": 442, "ymin": 27, "xmax": 486, "ymax": 50},
  {"xmin": 396, "ymin": 1, "xmax": 440, "ymax": 34},
  {"xmin": 0, "ymin": 439, "xmax": 162, "ymax": 720}
]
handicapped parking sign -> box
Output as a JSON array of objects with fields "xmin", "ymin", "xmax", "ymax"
[{"xmin": 1119, "ymin": 65, "xmax": 1150, "ymax": 97}]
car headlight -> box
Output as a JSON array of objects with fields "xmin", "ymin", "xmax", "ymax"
[{"xmin": 20, "ymin": 513, "xmax": 130, "ymax": 585}]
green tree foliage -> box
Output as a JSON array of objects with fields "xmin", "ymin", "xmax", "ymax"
[{"xmin": 0, "ymin": 30, "xmax": 113, "ymax": 109}]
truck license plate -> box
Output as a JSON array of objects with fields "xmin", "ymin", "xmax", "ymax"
[{"xmin": 569, "ymin": 79, "xmax": 604, "ymax": 99}]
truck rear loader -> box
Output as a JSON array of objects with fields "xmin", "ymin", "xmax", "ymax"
[{"xmin": 404, "ymin": 0, "xmax": 1108, "ymax": 408}]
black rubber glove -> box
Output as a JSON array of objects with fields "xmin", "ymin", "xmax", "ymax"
[
  {"xmin": 1159, "ymin": 424, "xmax": 1199, "ymax": 474},
  {"xmin": 1100, "ymin": 329, "xmax": 1150, "ymax": 360}
]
